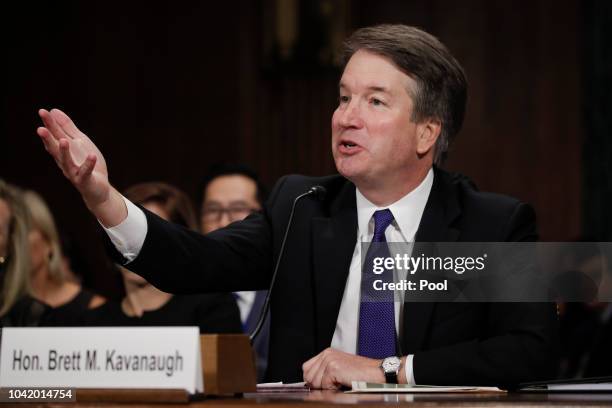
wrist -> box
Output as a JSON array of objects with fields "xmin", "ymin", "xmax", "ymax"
[
  {"xmin": 380, "ymin": 356, "xmax": 402, "ymax": 384},
  {"xmin": 398, "ymin": 356, "xmax": 407, "ymax": 384},
  {"xmin": 87, "ymin": 187, "xmax": 128, "ymax": 228},
  {"xmin": 373, "ymin": 360, "xmax": 386, "ymax": 383}
]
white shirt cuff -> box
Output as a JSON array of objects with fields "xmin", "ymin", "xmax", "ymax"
[
  {"xmin": 405, "ymin": 354, "xmax": 416, "ymax": 385},
  {"xmin": 101, "ymin": 196, "xmax": 147, "ymax": 263}
]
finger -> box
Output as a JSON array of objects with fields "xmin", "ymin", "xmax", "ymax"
[
  {"xmin": 37, "ymin": 127, "xmax": 60, "ymax": 157},
  {"xmin": 310, "ymin": 365, "xmax": 325, "ymax": 389},
  {"xmin": 303, "ymin": 356, "xmax": 324, "ymax": 385},
  {"xmin": 58, "ymin": 138, "xmax": 79, "ymax": 177},
  {"xmin": 302, "ymin": 353, "xmax": 320, "ymax": 372},
  {"xmin": 50, "ymin": 108, "xmax": 85, "ymax": 139},
  {"xmin": 74, "ymin": 154, "xmax": 97, "ymax": 184},
  {"xmin": 321, "ymin": 365, "xmax": 339, "ymax": 391},
  {"xmin": 310, "ymin": 354, "xmax": 331, "ymax": 389},
  {"xmin": 39, "ymin": 108, "xmax": 72, "ymax": 142}
]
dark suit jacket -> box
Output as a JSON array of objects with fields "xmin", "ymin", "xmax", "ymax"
[
  {"xmin": 111, "ymin": 167, "xmax": 558, "ymax": 386},
  {"xmin": 244, "ymin": 290, "xmax": 270, "ymax": 382}
]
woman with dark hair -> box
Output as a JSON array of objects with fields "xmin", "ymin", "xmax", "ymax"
[{"xmin": 85, "ymin": 182, "xmax": 241, "ymax": 333}]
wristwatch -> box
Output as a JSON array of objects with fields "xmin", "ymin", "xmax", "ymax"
[{"xmin": 380, "ymin": 356, "xmax": 401, "ymax": 384}]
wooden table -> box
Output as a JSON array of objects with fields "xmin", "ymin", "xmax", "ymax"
[{"xmin": 14, "ymin": 389, "xmax": 612, "ymax": 407}]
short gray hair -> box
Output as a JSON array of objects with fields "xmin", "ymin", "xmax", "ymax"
[{"xmin": 341, "ymin": 24, "xmax": 468, "ymax": 165}]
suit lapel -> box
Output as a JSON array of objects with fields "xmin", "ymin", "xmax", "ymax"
[
  {"xmin": 245, "ymin": 290, "xmax": 267, "ymax": 334},
  {"xmin": 312, "ymin": 181, "xmax": 357, "ymax": 352},
  {"xmin": 402, "ymin": 168, "xmax": 461, "ymax": 354}
]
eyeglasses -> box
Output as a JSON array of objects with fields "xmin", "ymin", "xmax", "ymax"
[{"xmin": 201, "ymin": 206, "xmax": 258, "ymax": 223}]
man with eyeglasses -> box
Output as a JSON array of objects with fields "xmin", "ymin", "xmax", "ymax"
[{"xmin": 198, "ymin": 163, "xmax": 269, "ymax": 382}]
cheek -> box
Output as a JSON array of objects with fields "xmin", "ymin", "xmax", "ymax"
[
  {"xmin": 0, "ymin": 230, "xmax": 7, "ymax": 254},
  {"xmin": 28, "ymin": 233, "xmax": 48, "ymax": 265},
  {"xmin": 202, "ymin": 219, "xmax": 223, "ymax": 234},
  {"xmin": 376, "ymin": 119, "xmax": 416, "ymax": 154},
  {"xmin": 29, "ymin": 242, "xmax": 43, "ymax": 267},
  {"xmin": 331, "ymin": 110, "xmax": 341, "ymax": 137}
]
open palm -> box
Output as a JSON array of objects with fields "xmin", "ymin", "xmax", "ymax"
[{"xmin": 37, "ymin": 109, "xmax": 111, "ymax": 208}]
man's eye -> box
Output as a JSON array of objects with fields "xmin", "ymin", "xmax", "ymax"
[
  {"xmin": 339, "ymin": 95, "xmax": 350, "ymax": 104},
  {"xmin": 228, "ymin": 207, "xmax": 250, "ymax": 213},
  {"xmin": 371, "ymin": 98, "xmax": 384, "ymax": 106}
]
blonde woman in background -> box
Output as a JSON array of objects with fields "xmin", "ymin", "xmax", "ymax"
[
  {"xmin": 0, "ymin": 180, "xmax": 47, "ymax": 326},
  {"xmin": 22, "ymin": 190, "xmax": 105, "ymax": 325}
]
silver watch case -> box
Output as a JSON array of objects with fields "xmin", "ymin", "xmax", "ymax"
[{"xmin": 381, "ymin": 356, "xmax": 401, "ymax": 373}]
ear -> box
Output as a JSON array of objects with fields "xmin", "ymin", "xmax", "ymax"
[{"xmin": 416, "ymin": 118, "xmax": 442, "ymax": 155}]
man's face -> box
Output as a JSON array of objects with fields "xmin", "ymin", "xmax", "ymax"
[
  {"xmin": 200, "ymin": 175, "xmax": 260, "ymax": 233},
  {"xmin": 332, "ymin": 49, "xmax": 423, "ymax": 189}
]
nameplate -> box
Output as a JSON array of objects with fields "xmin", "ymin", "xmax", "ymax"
[{"xmin": 0, "ymin": 327, "xmax": 203, "ymax": 394}]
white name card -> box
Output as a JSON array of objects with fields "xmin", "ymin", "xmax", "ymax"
[{"xmin": 0, "ymin": 327, "xmax": 203, "ymax": 394}]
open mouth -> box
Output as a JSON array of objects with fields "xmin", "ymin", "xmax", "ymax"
[
  {"xmin": 339, "ymin": 138, "xmax": 361, "ymax": 148},
  {"xmin": 338, "ymin": 139, "xmax": 362, "ymax": 154}
]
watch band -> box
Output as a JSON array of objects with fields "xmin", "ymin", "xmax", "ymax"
[
  {"xmin": 385, "ymin": 370, "xmax": 399, "ymax": 384},
  {"xmin": 381, "ymin": 356, "xmax": 401, "ymax": 384}
]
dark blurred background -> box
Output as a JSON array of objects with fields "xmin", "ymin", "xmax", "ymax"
[{"xmin": 1, "ymin": 0, "xmax": 611, "ymax": 298}]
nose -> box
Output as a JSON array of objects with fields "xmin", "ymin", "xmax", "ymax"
[
  {"xmin": 201, "ymin": 211, "xmax": 233, "ymax": 234},
  {"xmin": 336, "ymin": 99, "xmax": 364, "ymax": 129},
  {"xmin": 217, "ymin": 211, "xmax": 233, "ymax": 229}
]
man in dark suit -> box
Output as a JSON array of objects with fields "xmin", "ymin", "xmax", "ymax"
[{"xmin": 36, "ymin": 24, "xmax": 557, "ymax": 388}]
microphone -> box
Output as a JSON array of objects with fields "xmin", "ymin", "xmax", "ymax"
[
  {"xmin": 249, "ymin": 185, "xmax": 327, "ymax": 343},
  {"xmin": 307, "ymin": 185, "xmax": 327, "ymax": 201}
]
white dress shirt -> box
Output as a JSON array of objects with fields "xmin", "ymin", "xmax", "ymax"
[
  {"xmin": 330, "ymin": 169, "xmax": 433, "ymax": 384},
  {"xmin": 233, "ymin": 290, "xmax": 257, "ymax": 324},
  {"xmin": 103, "ymin": 168, "xmax": 434, "ymax": 385}
]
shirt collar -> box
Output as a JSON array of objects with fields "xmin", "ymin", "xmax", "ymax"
[{"xmin": 356, "ymin": 168, "xmax": 434, "ymax": 241}]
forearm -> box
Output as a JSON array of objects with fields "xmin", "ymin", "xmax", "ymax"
[
  {"xmin": 87, "ymin": 186, "xmax": 128, "ymax": 228},
  {"xmin": 118, "ymin": 207, "xmax": 273, "ymax": 294}
]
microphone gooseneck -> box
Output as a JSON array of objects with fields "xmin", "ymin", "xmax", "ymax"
[{"xmin": 249, "ymin": 185, "xmax": 327, "ymax": 343}]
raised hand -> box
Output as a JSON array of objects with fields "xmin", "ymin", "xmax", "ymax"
[{"xmin": 37, "ymin": 109, "xmax": 127, "ymax": 226}]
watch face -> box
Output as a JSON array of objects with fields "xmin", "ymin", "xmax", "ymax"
[{"xmin": 382, "ymin": 356, "xmax": 401, "ymax": 372}]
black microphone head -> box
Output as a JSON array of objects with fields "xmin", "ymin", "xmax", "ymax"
[{"xmin": 308, "ymin": 185, "xmax": 327, "ymax": 201}]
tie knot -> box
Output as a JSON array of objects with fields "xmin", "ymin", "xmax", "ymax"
[{"xmin": 372, "ymin": 209, "xmax": 394, "ymax": 241}]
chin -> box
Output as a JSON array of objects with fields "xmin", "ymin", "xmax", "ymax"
[
  {"xmin": 335, "ymin": 158, "xmax": 368, "ymax": 183},
  {"xmin": 123, "ymin": 271, "xmax": 148, "ymax": 286}
]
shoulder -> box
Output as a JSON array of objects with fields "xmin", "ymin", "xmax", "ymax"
[
  {"xmin": 177, "ymin": 293, "xmax": 236, "ymax": 309},
  {"xmin": 74, "ymin": 299, "xmax": 124, "ymax": 325},
  {"xmin": 2, "ymin": 295, "xmax": 49, "ymax": 326},
  {"xmin": 435, "ymin": 168, "xmax": 537, "ymax": 241},
  {"xmin": 269, "ymin": 174, "xmax": 347, "ymax": 199},
  {"xmin": 265, "ymin": 174, "xmax": 350, "ymax": 211}
]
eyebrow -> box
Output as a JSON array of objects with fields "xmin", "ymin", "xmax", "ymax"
[
  {"xmin": 339, "ymin": 83, "xmax": 391, "ymax": 94},
  {"xmin": 203, "ymin": 200, "xmax": 251, "ymax": 207}
]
